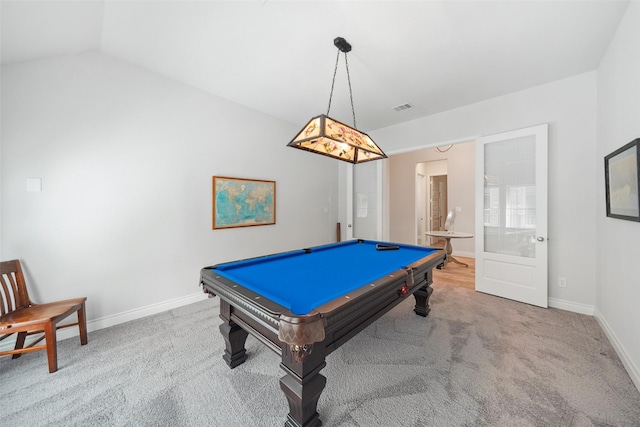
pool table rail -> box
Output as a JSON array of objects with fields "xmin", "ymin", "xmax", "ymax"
[{"xmin": 201, "ymin": 247, "xmax": 443, "ymax": 359}]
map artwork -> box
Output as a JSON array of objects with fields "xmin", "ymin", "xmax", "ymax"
[{"xmin": 213, "ymin": 177, "xmax": 276, "ymax": 229}]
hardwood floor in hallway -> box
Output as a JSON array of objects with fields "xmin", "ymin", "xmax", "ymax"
[{"xmin": 432, "ymin": 256, "xmax": 475, "ymax": 290}]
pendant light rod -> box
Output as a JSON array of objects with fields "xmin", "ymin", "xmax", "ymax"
[{"xmin": 326, "ymin": 37, "xmax": 357, "ymax": 128}]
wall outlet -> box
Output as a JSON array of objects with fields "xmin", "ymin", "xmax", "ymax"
[{"xmin": 558, "ymin": 277, "xmax": 567, "ymax": 288}]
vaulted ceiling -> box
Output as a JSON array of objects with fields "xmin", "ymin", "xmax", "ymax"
[{"xmin": 1, "ymin": 1, "xmax": 629, "ymax": 131}]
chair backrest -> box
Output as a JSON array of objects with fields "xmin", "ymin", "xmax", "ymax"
[{"xmin": 0, "ymin": 260, "xmax": 31, "ymax": 317}]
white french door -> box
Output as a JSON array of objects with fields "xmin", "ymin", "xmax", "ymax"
[{"xmin": 475, "ymin": 124, "xmax": 548, "ymax": 307}]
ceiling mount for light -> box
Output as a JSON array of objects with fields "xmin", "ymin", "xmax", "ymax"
[
  {"xmin": 435, "ymin": 145, "xmax": 453, "ymax": 153},
  {"xmin": 287, "ymin": 37, "xmax": 387, "ymax": 164},
  {"xmin": 333, "ymin": 36, "xmax": 352, "ymax": 53}
]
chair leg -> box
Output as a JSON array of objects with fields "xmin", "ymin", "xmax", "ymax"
[
  {"xmin": 77, "ymin": 303, "xmax": 88, "ymax": 346},
  {"xmin": 12, "ymin": 332, "xmax": 27, "ymax": 359},
  {"xmin": 44, "ymin": 322, "xmax": 58, "ymax": 373}
]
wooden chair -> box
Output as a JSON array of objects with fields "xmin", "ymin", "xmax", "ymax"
[{"xmin": 0, "ymin": 259, "xmax": 88, "ymax": 373}]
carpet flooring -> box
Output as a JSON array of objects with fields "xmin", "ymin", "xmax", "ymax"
[{"xmin": 2, "ymin": 283, "xmax": 639, "ymax": 426}]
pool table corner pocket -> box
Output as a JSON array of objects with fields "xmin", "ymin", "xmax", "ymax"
[{"xmin": 278, "ymin": 310, "xmax": 326, "ymax": 362}]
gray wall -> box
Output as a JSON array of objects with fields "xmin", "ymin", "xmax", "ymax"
[
  {"xmin": 596, "ymin": 1, "xmax": 640, "ymax": 391},
  {"xmin": 1, "ymin": 52, "xmax": 339, "ymax": 327}
]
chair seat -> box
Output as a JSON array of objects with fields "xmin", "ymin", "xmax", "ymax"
[{"xmin": 0, "ymin": 298, "xmax": 86, "ymax": 330}]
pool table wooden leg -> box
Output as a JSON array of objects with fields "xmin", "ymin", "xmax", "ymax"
[
  {"xmin": 413, "ymin": 283, "xmax": 433, "ymax": 317},
  {"xmin": 280, "ymin": 344, "xmax": 327, "ymax": 427},
  {"xmin": 219, "ymin": 300, "xmax": 249, "ymax": 368}
]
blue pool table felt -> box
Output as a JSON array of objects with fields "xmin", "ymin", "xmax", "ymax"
[{"xmin": 214, "ymin": 240, "xmax": 438, "ymax": 315}]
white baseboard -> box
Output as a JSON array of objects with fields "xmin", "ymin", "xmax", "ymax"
[
  {"xmin": 594, "ymin": 307, "xmax": 640, "ymax": 392},
  {"xmin": 1, "ymin": 291, "xmax": 209, "ymax": 352},
  {"xmin": 87, "ymin": 291, "xmax": 209, "ymax": 333},
  {"xmin": 548, "ymin": 297, "xmax": 595, "ymax": 315}
]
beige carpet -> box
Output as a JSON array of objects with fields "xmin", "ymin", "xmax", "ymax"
[{"xmin": 2, "ymin": 284, "xmax": 639, "ymax": 426}]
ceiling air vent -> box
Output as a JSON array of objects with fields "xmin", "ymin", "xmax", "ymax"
[{"xmin": 392, "ymin": 103, "xmax": 413, "ymax": 112}]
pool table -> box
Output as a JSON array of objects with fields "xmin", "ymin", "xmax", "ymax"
[{"xmin": 200, "ymin": 239, "xmax": 444, "ymax": 427}]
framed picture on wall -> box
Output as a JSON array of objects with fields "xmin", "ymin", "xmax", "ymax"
[
  {"xmin": 604, "ymin": 138, "xmax": 640, "ymax": 222},
  {"xmin": 212, "ymin": 176, "xmax": 276, "ymax": 229}
]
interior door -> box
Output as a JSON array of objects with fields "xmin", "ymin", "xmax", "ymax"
[
  {"xmin": 352, "ymin": 161, "xmax": 382, "ymax": 240},
  {"xmin": 475, "ymin": 124, "xmax": 548, "ymax": 307}
]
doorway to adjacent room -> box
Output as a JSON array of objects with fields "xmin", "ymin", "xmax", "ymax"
[{"xmin": 416, "ymin": 160, "xmax": 448, "ymax": 247}]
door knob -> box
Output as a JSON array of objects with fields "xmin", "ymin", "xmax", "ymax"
[{"xmin": 536, "ymin": 237, "xmax": 545, "ymax": 242}]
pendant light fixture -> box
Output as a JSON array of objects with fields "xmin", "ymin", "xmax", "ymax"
[{"xmin": 287, "ymin": 37, "xmax": 387, "ymax": 164}]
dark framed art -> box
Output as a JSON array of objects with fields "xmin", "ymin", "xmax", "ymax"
[
  {"xmin": 212, "ymin": 176, "xmax": 276, "ymax": 229},
  {"xmin": 605, "ymin": 138, "xmax": 640, "ymax": 222}
]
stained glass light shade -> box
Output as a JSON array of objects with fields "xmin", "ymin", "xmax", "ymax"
[{"xmin": 288, "ymin": 115, "xmax": 387, "ymax": 164}]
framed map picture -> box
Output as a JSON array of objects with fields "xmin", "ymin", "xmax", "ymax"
[
  {"xmin": 605, "ymin": 138, "xmax": 640, "ymax": 222},
  {"xmin": 212, "ymin": 176, "xmax": 276, "ymax": 229}
]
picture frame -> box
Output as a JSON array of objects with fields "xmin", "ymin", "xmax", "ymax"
[
  {"xmin": 604, "ymin": 138, "xmax": 640, "ymax": 222},
  {"xmin": 212, "ymin": 176, "xmax": 276, "ymax": 229}
]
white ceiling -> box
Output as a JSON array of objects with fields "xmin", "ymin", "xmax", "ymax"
[{"xmin": 1, "ymin": 0, "xmax": 630, "ymax": 131}]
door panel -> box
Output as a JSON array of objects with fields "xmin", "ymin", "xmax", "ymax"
[
  {"xmin": 484, "ymin": 258, "xmax": 535, "ymax": 287},
  {"xmin": 475, "ymin": 124, "xmax": 548, "ymax": 307}
]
